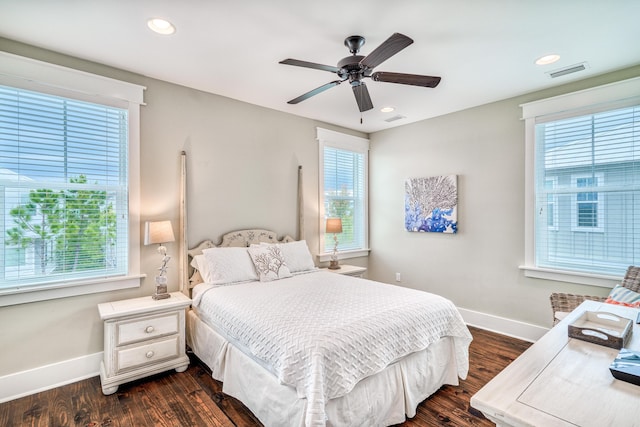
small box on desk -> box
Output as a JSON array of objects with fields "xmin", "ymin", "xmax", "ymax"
[
  {"xmin": 568, "ymin": 311, "xmax": 632, "ymax": 349},
  {"xmin": 610, "ymin": 348, "xmax": 640, "ymax": 386}
]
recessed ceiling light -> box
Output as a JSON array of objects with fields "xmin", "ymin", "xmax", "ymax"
[
  {"xmin": 535, "ymin": 54, "xmax": 560, "ymax": 65},
  {"xmin": 380, "ymin": 106, "xmax": 395, "ymax": 113},
  {"xmin": 147, "ymin": 18, "xmax": 176, "ymax": 35}
]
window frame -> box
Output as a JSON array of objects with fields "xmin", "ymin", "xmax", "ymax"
[
  {"xmin": 0, "ymin": 52, "xmax": 144, "ymax": 306},
  {"xmin": 317, "ymin": 127, "xmax": 370, "ymax": 262},
  {"xmin": 544, "ymin": 177, "xmax": 558, "ymax": 231},
  {"xmin": 521, "ymin": 76, "xmax": 640, "ymax": 287}
]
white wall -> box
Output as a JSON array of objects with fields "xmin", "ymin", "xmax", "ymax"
[{"xmin": 368, "ymin": 65, "xmax": 640, "ymax": 329}]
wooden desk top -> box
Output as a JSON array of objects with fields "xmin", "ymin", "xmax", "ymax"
[{"xmin": 471, "ymin": 301, "xmax": 640, "ymax": 427}]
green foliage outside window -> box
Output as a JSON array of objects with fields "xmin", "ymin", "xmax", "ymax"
[{"xmin": 6, "ymin": 175, "xmax": 116, "ymax": 275}]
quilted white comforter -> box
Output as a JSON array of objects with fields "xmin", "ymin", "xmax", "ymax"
[{"xmin": 192, "ymin": 271, "xmax": 472, "ymax": 426}]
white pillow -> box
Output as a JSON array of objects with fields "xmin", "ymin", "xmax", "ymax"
[
  {"xmin": 190, "ymin": 254, "xmax": 209, "ymax": 281},
  {"xmin": 259, "ymin": 240, "xmax": 316, "ymax": 273},
  {"xmin": 247, "ymin": 245, "xmax": 292, "ymax": 282},
  {"xmin": 201, "ymin": 247, "xmax": 258, "ymax": 285}
]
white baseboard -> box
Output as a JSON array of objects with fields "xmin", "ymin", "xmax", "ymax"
[
  {"xmin": 0, "ymin": 352, "xmax": 102, "ymax": 404},
  {"xmin": 458, "ymin": 307, "xmax": 549, "ymax": 343},
  {"xmin": 0, "ymin": 308, "xmax": 549, "ymax": 404}
]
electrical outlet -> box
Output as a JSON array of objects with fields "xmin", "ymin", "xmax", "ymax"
[{"xmin": 395, "ymin": 272, "xmax": 401, "ymax": 282}]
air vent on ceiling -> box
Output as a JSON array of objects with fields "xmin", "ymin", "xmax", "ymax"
[
  {"xmin": 547, "ymin": 62, "xmax": 589, "ymax": 79},
  {"xmin": 385, "ymin": 114, "xmax": 407, "ymax": 123}
]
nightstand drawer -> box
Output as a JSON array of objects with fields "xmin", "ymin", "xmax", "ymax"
[
  {"xmin": 116, "ymin": 312, "xmax": 179, "ymax": 346},
  {"xmin": 116, "ymin": 336, "xmax": 180, "ymax": 373}
]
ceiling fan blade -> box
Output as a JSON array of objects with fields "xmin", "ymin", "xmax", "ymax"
[
  {"xmin": 287, "ymin": 80, "xmax": 344, "ymax": 104},
  {"xmin": 352, "ymin": 82, "xmax": 373, "ymax": 112},
  {"xmin": 279, "ymin": 58, "xmax": 340, "ymax": 73},
  {"xmin": 372, "ymin": 71, "xmax": 441, "ymax": 88},
  {"xmin": 359, "ymin": 33, "xmax": 413, "ymax": 70}
]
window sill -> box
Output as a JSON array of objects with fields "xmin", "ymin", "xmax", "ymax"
[
  {"xmin": 317, "ymin": 248, "xmax": 370, "ymax": 263},
  {"xmin": 519, "ymin": 265, "xmax": 620, "ymax": 289},
  {"xmin": 0, "ymin": 274, "xmax": 145, "ymax": 307}
]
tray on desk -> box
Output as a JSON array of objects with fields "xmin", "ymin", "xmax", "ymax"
[{"xmin": 568, "ymin": 311, "xmax": 632, "ymax": 349}]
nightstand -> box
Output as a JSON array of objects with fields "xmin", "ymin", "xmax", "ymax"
[
  {"xmin": 98, "ymin": 292, "xmax": 191, "ymax": 395},
  {"xmin": 322, "ymin": 264, "xmax": 367, "ymax": 277}
]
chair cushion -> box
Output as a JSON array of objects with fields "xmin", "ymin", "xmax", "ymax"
[{"xmin": 605, "ymin": 284, "xmax": 640, "ymax": 308}]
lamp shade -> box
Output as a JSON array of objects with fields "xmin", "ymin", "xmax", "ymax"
[
  {"xmin": 326, "ymin": 218, "xmax": 343, "ymax": 234},
  {"xmin": 144, "ymin": 220, "xmax": 175, "ymax": 245}
]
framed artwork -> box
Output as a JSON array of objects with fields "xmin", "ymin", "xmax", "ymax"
[{"xmin": 405, "ymin": 175, "xmax": 458, "ymax": 233}]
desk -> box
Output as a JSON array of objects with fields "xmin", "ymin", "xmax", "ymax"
[{"xmin": 471, "ymin": 301, "xmax": 640, "ymax": 427}]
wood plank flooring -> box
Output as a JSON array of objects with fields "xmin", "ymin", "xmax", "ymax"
[{"xmin": 0, "ymin": 326, "xmax": 531, "ymax": 427}]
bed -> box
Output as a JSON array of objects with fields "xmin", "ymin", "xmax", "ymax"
[
  {"xmin": 177, "ymin": 154, "xmax": 472, "ymax": 426},
  {"xmin": 182, "ymin": 230, "xmax": 472, "ymax": 427}
]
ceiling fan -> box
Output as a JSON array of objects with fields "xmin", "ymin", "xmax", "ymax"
[{"xmin": 280, "ymin": 33, "xmax": 441, "ymax": 113}]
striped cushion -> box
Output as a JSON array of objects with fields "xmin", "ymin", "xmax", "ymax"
[{"xmin": 605, "ymin": 284, "xmax": 640, "ymax": 308}]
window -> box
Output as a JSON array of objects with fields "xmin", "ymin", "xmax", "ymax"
[
  {"xmin": 317, "ymin": 128, "xmax": 369, "ymax": 260},
  {"xmin": 0, "ymin": 52, "xmax": 143, "ymax": 305},
  {"xmin": 522, "ymin": 76, "xmax": 640, "ymax": 284},
  {"xmin": 571, "ymin": 174, "xmax": 603, "ymax": 231}
]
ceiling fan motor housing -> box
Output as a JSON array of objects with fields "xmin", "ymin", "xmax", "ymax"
[{"xmin": 337, "ymin": 55, "xmax": 369, "ymax": 82}]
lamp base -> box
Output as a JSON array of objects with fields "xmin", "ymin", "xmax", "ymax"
[
  {"xmin": 152, "ymin": 290, "xmax": 171, "ymax": 300},
  {"xmin": 152, "ymin": 276, "xmax": 171, "ymax": 300},
  {"xmin": 328, "ymin": 260, "xmax": 341, "ymax": 270}
]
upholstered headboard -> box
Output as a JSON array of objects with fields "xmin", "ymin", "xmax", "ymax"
[{"xmin": 186, "ymin": 229, "xmax": 296, "ymax": 288}]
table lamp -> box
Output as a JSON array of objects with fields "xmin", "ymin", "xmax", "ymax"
[
  {"xmin": 326, "ymin": 218, "xmax": 342, "ymax": 270},
  {"xmin": 144, "ymin": 220, "xmax": 175, "ymax": 300}
]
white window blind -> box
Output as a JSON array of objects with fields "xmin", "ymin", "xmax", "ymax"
[
  {"xmin": 0, "ymin": 85, "xmax": 129, "ymax": 289},
  {"xmin": 317, "ymin": 127, "xmax": 369, "ymax": 258},
  {"xmin": 323, "ymin": 146, "xmax": 366, "ymax": 252},
  {"xmin": 534, "ymin": 105, "xmax": 640, "ymax": 277}
]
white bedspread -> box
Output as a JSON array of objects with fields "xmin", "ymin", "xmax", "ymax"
[{"xmin": 192, "ymin": 271, "xmax": 472, "ymax": 426}]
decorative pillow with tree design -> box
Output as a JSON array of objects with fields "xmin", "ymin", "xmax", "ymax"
[{"xmin": 248, "ymin": 245, "xmax": 292, "ymax": 282}]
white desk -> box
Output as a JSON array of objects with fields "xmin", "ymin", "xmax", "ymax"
[{"xmin": 471, "ymin": 301, "xmax": 640, "ymax": 427}]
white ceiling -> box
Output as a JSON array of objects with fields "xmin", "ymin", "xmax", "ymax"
[{"xmin": 1, "ymin": 0, "xmax": 640, "ymax": 133}]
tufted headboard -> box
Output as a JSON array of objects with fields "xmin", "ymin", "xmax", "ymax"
[{"xmin": 186, "ymin": 229, "xmax": 296, "ymax": 288}]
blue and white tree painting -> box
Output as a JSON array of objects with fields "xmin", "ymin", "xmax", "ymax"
[{"xmin": 405, "ymin": 175, "xmax": 458, "ymax": 233}]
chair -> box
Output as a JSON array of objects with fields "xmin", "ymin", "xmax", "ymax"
[{"xmin": 549, "ymin": 266, "xmax": 640, "ymax": 324}]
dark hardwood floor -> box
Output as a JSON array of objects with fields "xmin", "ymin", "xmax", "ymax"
[{"xmin": 0, "ymin": 326, "xmax": 531, "ymax": 427}]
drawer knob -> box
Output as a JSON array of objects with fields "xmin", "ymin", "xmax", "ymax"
[
  {"xmin": 145, "ymin": 326, "xmax": 154, "ymax": 333},
  {"xmin": 146, "ymin": 351, "xmax": 155, "ymax": 359}
]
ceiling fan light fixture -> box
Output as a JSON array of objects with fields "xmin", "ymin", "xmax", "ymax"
[
  {"xmin": 147, "ymin": 18, "xmax": 176, "ymax": 35},
  {"xmin": 380, "ymin": 106, "xmax": 395, "ymax": 113},
  {"xmin": 535, "ymin": 54, "xmax": 560, "ymax": 65}
]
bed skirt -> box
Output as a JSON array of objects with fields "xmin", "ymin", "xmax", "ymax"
[{"xmin": 187, "ymin": 309, "xmax": 461, "ymax": 427}]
